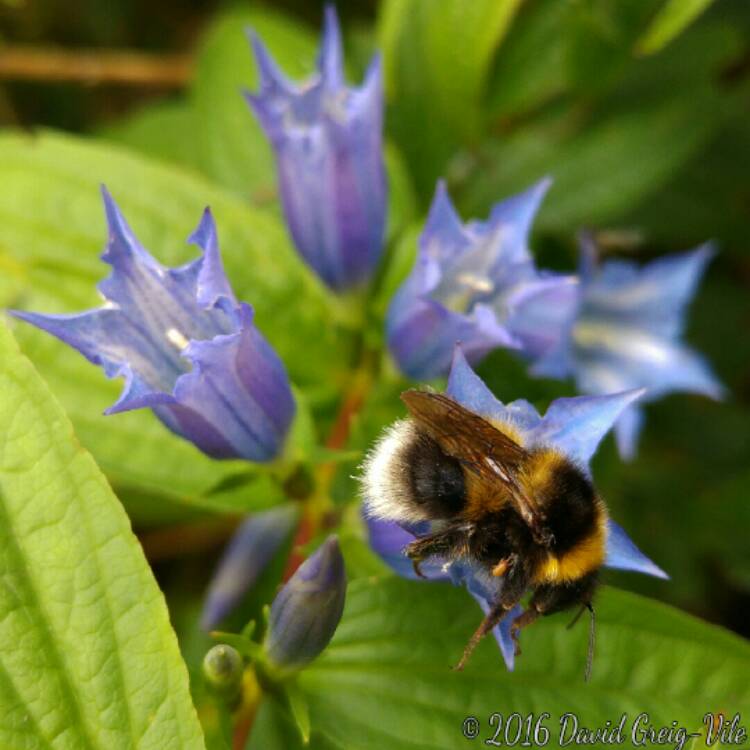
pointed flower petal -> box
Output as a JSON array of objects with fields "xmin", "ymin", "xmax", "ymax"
[
  {"xmin": 11, "ymin": 190, "xmax": 295, "ymax": 462},
  {"xmin": 201, "ymin": 505, "xmax": 299, "ymax": 630},
  {"xmin": 448, "ymin": 345, "xmax": 637, "ymax": 470},
  {"xmin": 527, "ymin": 389, "xmax": 645, "ymax": 468},
  {"xmin": 445, "ymin": 344, "xmax": 509, "ymax": 421},
  {"xmin": 387, "ymin": 180, "xmax": 551, "ymax": 379},
  {"xmin": 613, "ymin": 404, "xmax": 644, "ymax": 462},
  {"xmin": 246, "ymin": 6, "xmax": 386, "ymax": 291},
  {"xmin": 605, "ymin": 520, "xmax": 668, "ymax": 579},
  {"xmin": 319, "ymin": 5, "xmax": 344, "ymax": 89}
]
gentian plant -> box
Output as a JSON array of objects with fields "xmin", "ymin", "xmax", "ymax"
[{"xmin": 0, "ymin": 3, "xmax": 745, "ymax": 749}]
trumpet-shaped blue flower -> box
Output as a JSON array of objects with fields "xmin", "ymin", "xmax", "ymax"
[
  {"xmin": 386, "ymin": 178, "xmax": 574, "ymax": 379},
  {"xmin": 263, "ymin": 535, "xmax": 347, "ymax": 675},
  {"xmin": 11, "ymin": 187, "xmax": 295, "ymax": 462},
  {"xmin": 246, "ymin": 6, "xmax": 386, "ymax": 291},
  {"xmin": 513, "ymin": 237, "xmax": 725, "ymax": 458},
  {"xmin": 201, "ymin": 505, "xmax": 299, "ymax": 631},
  {"xmin": 365, "ymin": 347, "xmax": 667, "ymax": 670}
]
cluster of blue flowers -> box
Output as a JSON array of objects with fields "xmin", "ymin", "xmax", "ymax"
[{"xmin": 9, "ymin": 7, "xmax": 722, "ymax": 674}]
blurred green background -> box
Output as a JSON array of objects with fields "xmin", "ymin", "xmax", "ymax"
[{"xmin": 1, "ymin": 0, "xmax": 749, "ymax": 717}]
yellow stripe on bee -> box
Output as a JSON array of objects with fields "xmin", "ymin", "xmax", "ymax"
[{"xmin": 534, "ymin": 504, "xmax": 608, "ymax": 584}]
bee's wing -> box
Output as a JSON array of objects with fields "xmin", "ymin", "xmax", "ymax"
[{"xmin": 401, "ymin": 390, "xmax": 546, "ymax": 533}]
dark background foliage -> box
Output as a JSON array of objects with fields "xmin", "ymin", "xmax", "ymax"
[{"xmin": 1, "ymin": 0, "xmax": 749, "ymax": 744}]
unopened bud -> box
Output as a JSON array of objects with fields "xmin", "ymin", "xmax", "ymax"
[{"xmin": 263, "ymin": 536, "xmax": 346, "ymax": 675}]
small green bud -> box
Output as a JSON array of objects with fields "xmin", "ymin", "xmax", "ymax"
[{"xmin": 202, "ymin": 644, "xmax": 244, "ymax": 698}]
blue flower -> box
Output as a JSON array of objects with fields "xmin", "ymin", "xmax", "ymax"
[
  {"xmin": 386, "ymin": 178, "xmax": 574, "ymax": 379},
  {"xmin": 514, "ymin": 237, "xmax": 725, "ymax": 459},
  {"xmin": 201, "ymin": 505, "xmax": 299, "ymax": 631},
  {"xmin": 263, "ymin": 535, "xmax": 347, "ymax": 675},
  {"xmin": 366, "ymin": 346, "xmax": 667, "ymax": 670},
  {"xmin": 11, "ymin": 187, "xmax": 295, "ymax": 462},
  {"xmin": 246, "ymin": 6, "xmax": 386, "ymax": 292}
]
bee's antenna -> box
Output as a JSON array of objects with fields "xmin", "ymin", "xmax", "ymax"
[{"xmin": 584, "ymin": 603, "xmax": 595, "ymax": 683}]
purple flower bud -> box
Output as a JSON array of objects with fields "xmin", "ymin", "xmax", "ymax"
[
  {"xmin": 201, "ymin": 505, "xmax": 299, "ymax": 631},
  {"xmin": 11, "ymin": 187, "xmax": 295, "ymax": 462},
  {"xmin": 386, "ymin": 178, "xmax": 573, "ymax": 379},
  {"xmin": 245, "ymin": 6, "xmax": 386, "ymax": 291},
  {"xmin": 264, "ymin": 535, "xmax": 346, "ymax": 675}
]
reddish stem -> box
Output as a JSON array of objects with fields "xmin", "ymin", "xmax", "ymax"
[{"xmin": 281, "ymin": 368, "xmax": 371, "ymax": 581}]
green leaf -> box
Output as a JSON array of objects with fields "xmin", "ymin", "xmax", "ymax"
[
  {"xmin": 485, "ymin": 0, "xmax": 570, "ymax": 118},
  {"xmin": 286, "ymin": 682, "xmax": 311, "ymax": 744},
  {"xmin": 0, "ymin": 318, "xmax": 205, "ymax": 748},
  {"xmin": 0, "ymin": 130, "xmax": 350, "ymax": 520},
  {"xmin": 288, "ymin": 577, "xmax": 750, "ymax": 749},
  {"xmin": 464, "ymin": 100, "xmax": 714, "ymax": 231},
  {"xmin": 246, "ymin": 698, "xmax": 313, "ymax": 750},
  {"xmin": 191, "ymin": 8, "xmax": 318, "ymax": 202},
  {"xmin": 99, "ymin": 99, "xmax": 203, "ymax": 173},
  {"xmin": 624, "ymin": 112, "xmax": 750, "ymax": 254},
  {"xmin": 467, "ymin": 12, "xmax": 742, "ymax": 232},
  {"xmin": 565, "ymin": 0, "xmax": 661, "ymax": 94},
  {"xmin": 637, "ymin": 0, "xmax": 718, "ymax": 55},
  {"xmin": 378, "ymin": 0, "xmax": 523, "ymax": 196},
  {"xmin": 463, "ymin": 69, "xmax": 733, "ymax": 231}
]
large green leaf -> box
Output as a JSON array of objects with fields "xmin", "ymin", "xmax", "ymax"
[
  {"xmin": 485, "ymin": 0, "xmax": 570, "ymax": 119},
  {"xmin": 378, "ymin": 0, "xmax": 523, "ymax": 196},
  {"xmin": 249, "ymin": 576, "xmax": 749, "ymax": 749},
  {"xmin": 0, "ymin": 318, "xmax": 205, "ymax": 749},
  {"xmin": 564, "ymin": 0, "xmax": 661, "ymax": 94},
  {"xmin": 0, "ymin": 130, "xmax": 348, "ymax": 520},
  {"xmin": 624, "ymin": 114, "xmax": 750, "ymax": 255},
  {"xmin": 463, "ymin": 22, "xmax": 740, "ymax": 231},
  {"xmin": 463, "ymin": 96, "xmax": 721, "ymax": 232},
  {"xmin": 99, "ymin": 99, "xmax": 203, "ymax": 173}
]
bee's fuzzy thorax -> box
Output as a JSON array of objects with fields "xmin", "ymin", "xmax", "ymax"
[{"xmin": 360, "ymin": 419, "xmax": 427, "ymax": 523}]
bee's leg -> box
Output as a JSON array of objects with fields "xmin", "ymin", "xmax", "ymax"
[
  {"xmin": 453, "ymin": 558, "xmax": 530, "ymax": 671},
  {"xmin": 453, "ymin": 600, "xmax": 510, "ymax": 671},
  {"xmin": 404, "ymin": 524, "xmax": 470, "ymax": 578},
  {"xmin": 509, "ymin": 607, "xmax": 541, "ymax": 657}
]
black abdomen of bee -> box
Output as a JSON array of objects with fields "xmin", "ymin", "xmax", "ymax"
[{"xmin": 405, "ymin": 432, "xmax": 466, "ymax": 519}]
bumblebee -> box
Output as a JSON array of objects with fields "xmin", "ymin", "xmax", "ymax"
[{"xmin": 362, "ymin": 390, "xmax": 607, "ymax": 674}]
